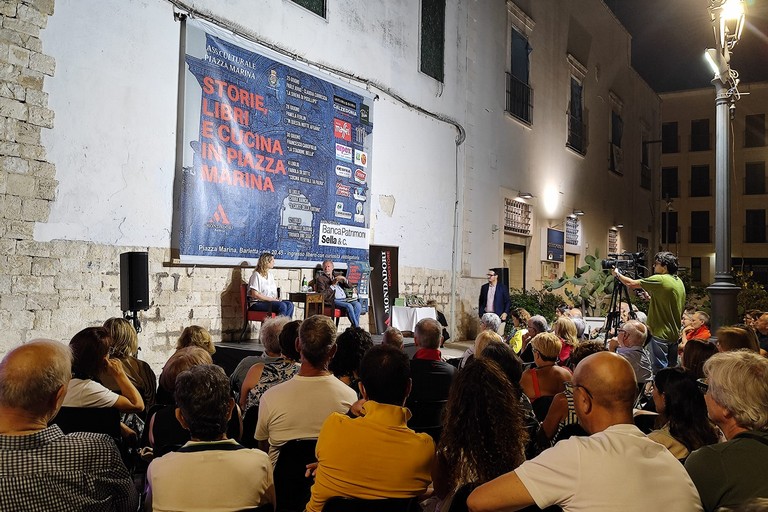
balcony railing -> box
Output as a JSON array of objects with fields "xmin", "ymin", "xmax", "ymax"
[
  {"xmin": 689, "ymin": 179, "xmax": 712, "ymax": 197},
  {"xmin": 744, "ymin": 177, "xmax": 767, "ymax": 195},
  {"xmin": 690, "ymin": 133, "xmax": 711, "ymax": 152},
  {"xmin": 566, "ymin": 113, "xmax": 586, "ymax": 154},
  {"xmin": 640, "ymin": 164, "xmax": 651, "ymax": 190},
  {"xmin": 689, "ymin": 226, "xmax": 712, "ymax": 244},
  {"xmin": 744, "ymin": 225, "xmax": 768, "ymax": 244},
  {"xmin": 662, "ymin": 135, "xmax": 679, "ymax": 154},
  {"xmin": 506, "ymin": 72, "xmax": 533, "ymax": 125}
]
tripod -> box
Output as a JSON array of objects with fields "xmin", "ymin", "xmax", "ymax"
[{"xmin": 602, "ymin": 275, "xmax": 636, "ymax": 339}]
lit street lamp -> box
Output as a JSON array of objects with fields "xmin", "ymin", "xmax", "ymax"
[{"xmin": 705, "ymin": 0, "xmax": 745, "ymax": 331}]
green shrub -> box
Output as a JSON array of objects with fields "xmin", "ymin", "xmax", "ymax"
[{"xmin": 508, "ymin": 288, "xmax": 562, "ymax": 324}]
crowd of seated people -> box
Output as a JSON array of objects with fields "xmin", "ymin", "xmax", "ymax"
[{"xmin": 4, "ymin": 290, "xmax": 768, "ymax": 512}]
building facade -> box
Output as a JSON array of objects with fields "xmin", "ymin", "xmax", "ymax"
[
  {"xmin": 0, "ymin": 0, "xmax": 659, "ymax": 364},
  {"xmin": 660, "ymin": 81, "xmax": 768, "ymax": 285}
]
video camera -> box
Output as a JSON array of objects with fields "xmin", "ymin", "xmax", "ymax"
[{"xmin": 600, "ymin": 252, "xmax": 646, "ymax": 279}]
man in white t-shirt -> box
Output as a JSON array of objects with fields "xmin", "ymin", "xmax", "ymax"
[
  {"xmin": 255, "ymin": 314, "xmax": 358, "ymax": 465},
  {"xmin": 468, "ymin": 352, "xmax": 702, "ymax": 512}
]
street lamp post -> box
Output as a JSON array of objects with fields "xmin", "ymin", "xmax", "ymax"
[{"xmin": 705, "ymin": 0, "xmax": 745, "ymax": 332}]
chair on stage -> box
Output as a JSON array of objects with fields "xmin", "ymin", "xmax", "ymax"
[
  {"xmin": 322, "ymin": 304, "xmax": 348, "ymax": 327},
  {"xmin": 240, "ymin": 283, "xmax": 277, "ymax": 341}
]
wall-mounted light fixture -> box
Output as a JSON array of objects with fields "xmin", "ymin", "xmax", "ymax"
[
  {"xmin": 517, "ymin": 192, "xmax": 534, "ymax": 199},
  {"xmin": 491, "ymin": 224, "xmax": 500, "ymax": 233},
  {"xmin": 616, "ymin": 223, "xmax": 624, "ymax": 229}
]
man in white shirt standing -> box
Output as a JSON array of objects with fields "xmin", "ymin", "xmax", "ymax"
[{"xmin": 468, "ymin": 352, "xmax": 702, "ymax": 512}]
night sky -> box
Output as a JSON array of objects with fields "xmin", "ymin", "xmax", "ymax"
[{"xmin": 605, "ymin": 0, "xmax": 768, "ymax": 93}]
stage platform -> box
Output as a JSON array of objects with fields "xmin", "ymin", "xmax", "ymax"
[{"xmin": 213, "ymin": 335, "xmax": 468, "ymax": 376}]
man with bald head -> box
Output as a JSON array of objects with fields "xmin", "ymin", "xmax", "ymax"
[
  {"xmin": 0, "ymin": 340, "xmax": 138, "ymax": 511},
  {"xmin": 468, "ymin": 352, "xmax": 702, "ymax": 512}
]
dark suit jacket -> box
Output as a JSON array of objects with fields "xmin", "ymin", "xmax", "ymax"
[{"xmin": 478, "ymin": 282, "xmax": 511, "ymax": 318}]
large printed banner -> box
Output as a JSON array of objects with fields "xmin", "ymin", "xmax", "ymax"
[{"xmin": 178, "ymin": 19, "xmax": 374, "ymax": 267}]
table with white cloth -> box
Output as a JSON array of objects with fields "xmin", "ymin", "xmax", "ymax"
[{"xmin": 391, "ymin": 306, "xmax": 437, "ymax": 331}]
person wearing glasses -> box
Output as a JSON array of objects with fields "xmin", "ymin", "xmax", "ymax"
[
  {"xmin": 608, "ymin": 320, "xmax": 652, "ymax": 386},
  {"xmin": 478, "ymin": 268, "xmax": 511, "ymax": 327},
  {"xmin": 468, "ymin": 352, "xmax": 703, "ymax": 512},
  {"xmin": 685, "ymin": 351, "xmax": 768, "ymax": 512}
]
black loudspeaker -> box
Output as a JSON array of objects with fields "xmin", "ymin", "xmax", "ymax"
[
  {"xmin": 120, "ymin": 252, "xmax": 149, "ymax": 312},
  {"xmin": 493, "ymin": 267, "xmax": 510, "ymax": 286}
]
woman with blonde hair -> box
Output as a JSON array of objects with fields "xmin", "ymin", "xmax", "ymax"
[
  {"xmin": 247, "ymin": 252, "xmax": 294, "ymax": 317},
  {"xmin": 519, "ymin": 332, "xmax": 572, "ymax": 421},
  {"xmin": 176, "ymin": 325, "xmax": 215, "ymax": 354},
  {"xmin": 553, "ymin": 316, "xmax": 579, "ymax": 365},
  {"xmin": 100, "ymin": 317, "xmax": 157, "ymax": 410}
]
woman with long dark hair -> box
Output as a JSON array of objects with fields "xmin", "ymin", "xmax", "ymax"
[
  {"xmin": 432, "ymin": 358, "xmax": 528, "ymax": 511},
  {"xmin": 648, "ymin": 367, "xmax": 719, "ymax": 461}
]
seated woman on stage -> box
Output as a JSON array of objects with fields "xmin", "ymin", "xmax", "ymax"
[{"xmin": 248, "ymin": 252, "xmax": 294, "ymax": 318}]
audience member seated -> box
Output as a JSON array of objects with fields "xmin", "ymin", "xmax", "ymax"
[
  {"xmin": 479, "ymin": 341, "xmax": 540, "ymax": 458},
  {"xmin": 63, "ymin": 327, "xmax": 144, "ymax": 443},
  {"xmin": 519, "ymin": 315, "xmax": 548, "ymax": 363},
  {"xmin": 230, "ymin": 316, "xmax": 289, "ymax": 401},
  {"xmin": 406, "ymin": 318, "xmax": 455, "ymax": 440},
  {"xmin": 431, "ymin": 358, "xmax": 528, "ymax": 512},
  {"xmin": 553, "ymin": 316, "xmax": 579, "ymax": 365},
  {"xmin": 743, "ymin": 309, "xmax": 762, "ymax": 330},
  {"xmin": 680, "ymin": 311, "xmax": 712, "ymax": 353},
  {"xmin": 239, "ymin": 317, "xmax": 297, "ymax": 413},
  {"xmin": 752, "ymin": 312, "xmax": 768, "ymax": 353},
  {"xmin": 685, "ymin": 351, "xmax": 768, "ymax": 512},
  {"xmin": 248, "ymin": 252, "xmax": 295, "ymax": 318},
  {"xmin": 540, "ymin": 341, "xmax": 607, "ymax": 446},
  {"xmin": 460, "ymin": 329, "xmax": 503, "ymax": 369},
  {"xmin": 468, "ymin": 352, "xmax": 703, "ymax": 512},
  {"xmin": 156, "ymin": 326, "xmax": 215, "ymax": 405},
  {"xmin": 608, "ymin": 320, "xmax": 652, "ymax": 386},
  {"xmin": 148, "ymin": 347, "xmax": 241, "ymax": 456},
  {"xmin": 682, "ymin": 339, "xmax": 718, "ymax": 380},
  {"xmin": 329, "ymin": 326, "xmax": 374, "ymax": 397},
  {"xmin": 100, "ymin": 317, "xmax": 157, "ymax": 412},
  {"xmin": 146, "ymin": 364, "xmax": 274, "ymax": 512},
  {"xmin": 0, "ymin": 340, "xmax": 138, "ymax": 511},
  {"xmin": 519, "ymin": 333, "xmax": 572, "ymax": 421},
  {"xmin": 156, "ymin": 346, "xmax": 212, "ymax": 406},
  {"xmin": 647, "ymin": 367, "xmax": 719, "ymax": 461},
  {"xmin": 255, "ymin": 315, "xmax": 358, "ymax": 465},
  {"xmin": 306, "ymin": 345, "xmax": 434, "ymax": 512},
  {"xmin": 382, "ymin": 326, "xmax": 404, "ymax": 350},
  {"xmin": 504, "ymin": 307, "xmax": 530, "ymax": 353},
  {"xmin": 715, "ymin": 327, "xmax": 760, "ymax": 353}
]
